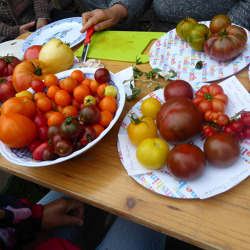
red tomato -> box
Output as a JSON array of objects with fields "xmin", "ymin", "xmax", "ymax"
[
  {"xmin": 192, "ymin": 84, "xmax": 229, "ymax": 114},
  {"xmin": 0, "ymin": 113, "xmax": 37, "ymax": 148},
  {"xmin": 156, "ymin": 97, "xmax": 203, "ymax": 144},
  {"xmin": 0, "ymin": 75, "xmax": 16, "ymax": 102},
  {"xmin": 23, "ymin": 45, "xmax": 43, "ymax": 60},
  {"xmin": 94, "ymin": 68, "xmax": 110, "ymax": 83},
  {"xmin": 0, "ymin": 55, "xmax": 21, "ymax": 77},
  {"xmin": 204, "ymin": 25, "xmax": 247, "ymax": 62},
  {"xmin": 167, "ymin": 144, "xmax": 206, "ymax": 181},
  {"xmin": 164, "ymin": 80, "xmax": 193, "ymax": 101},
  {"xmin": 203, "ymin": 133, "xmax": 240, "ymax": 168}
]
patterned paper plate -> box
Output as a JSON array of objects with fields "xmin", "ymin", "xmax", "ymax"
[
  {"xmin": 21, "ymin": 17, "xmax": 86, "ymax": 54},
  {"xmin": 149, "ymin": 21, "xmax": 250, "ymax": 83}
]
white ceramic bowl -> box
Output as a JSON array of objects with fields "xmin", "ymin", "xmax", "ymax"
[{"xmin": 0, "ymin": 68, "xmax": 125, "ymax": 167}]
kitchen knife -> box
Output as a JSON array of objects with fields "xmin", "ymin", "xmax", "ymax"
[{"xmin": 81, "ymin": 26, "xmax": 95, "ymax": 63}]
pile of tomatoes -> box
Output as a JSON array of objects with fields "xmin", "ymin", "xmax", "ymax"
[
  {"xmin": 127, "ymin": 79, "xmax": 247, "ymax": 181},
  {"xmin": 176, "ymin": 14, "xmax": 247, "ymax": 62},
  {"xmin": 0, "ymin": 68, "xmax": 119, "ymax": 161}
]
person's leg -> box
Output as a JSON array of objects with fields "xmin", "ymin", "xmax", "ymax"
[{"xmin": 96, "ymin": 216, "xmax": 166, "ymax": 250}]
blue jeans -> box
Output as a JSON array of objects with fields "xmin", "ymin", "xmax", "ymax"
[{"xmin": 38, "ymin": 191, "xmax": 166, "ymax": 250}]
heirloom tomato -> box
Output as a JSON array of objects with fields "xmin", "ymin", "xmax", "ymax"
[
  {"xmin": 0, "ymin": 55, "xmax": 21, "ymax": 77},
  {"xmin": 127, "ymin": 116, "xmax": 158, "ymax": 146},
  {"xmin": 209, "ymin": 14, "xmax": 231, "ymax": 34},
  {"xmin": 187, "ymin": 24, "xmax": 211, "ymax": 52},
  {"xmin": 0, "ymin": 113, "xmax": 37, "ymax": 148},
  {"xmin": 141, "ymin": 97, "xmax": 162, "ymax": 119},
  {"xmin": 204, "ymin": 25, "xmax": 247, "ymax": 62},
  {"xmin": 204, "ymin": 133, "xmax": 240, "ymax": 168},
  {"xmin": 156, "ymin": 97, "xmax": 203, "ymax": 144},
  {"xmin": 1, "ymin": 96, "xmax": 36, "ymax": 119},
  {"xmin": 136, "ymin": 138, "xmax": 170, "ymax": 170},
  {"xmin": 0, "ymin": 75, "xmax": 16, "ymax": 102},
  {"xmin": 23, "ymin": 45, "xmax": 43, "ymax": 60},
  {"xmin": 12, "ymin": 59, "xmax": 51, "ymax": 92},
  {"xmin": 192, "ymin": 84, "xmax": 229, "ymax": 114},
  {"xmin": 176, "ymin": 17, "xmax": 198, "ymax": 41},
  {"xmin": 164, "ymin": 80, "xmax": 193, "ymax": 101},
  {"xmin": 167, "ymin": 144, "xmax": 206, "ymax": 181},
  {"xmin": 80, "ymin": 105, "xmax": 100, "ymax": 125}
]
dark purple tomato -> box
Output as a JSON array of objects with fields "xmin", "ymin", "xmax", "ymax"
[
  {"xmin": 164, "ymin": 80, "xmax": 194, "ymax": 101},
  {"xmin": 52, "ymin": 133, "xmax": 63, "ymax": 145},
  {"xmin": 167, "ymin": 143, "xmax": 206, "ymax": 181},
  {"xmin": 55, "ymin": 139, "xmax": 74, "ymax": 157},
  {"xmin": 59, "ymin": 117, "xmax": 82, "ymax": 141},
  {"xmin": 79, "ymin": 105, "xmax": 100, "ymax": 125},
  {"xmin": 203, "ymin": 133, "xmax": 240, "ymax": 168},
  {"xmin": 42, "ymin": 145, "xmax": 57, "ymax": 161},
  {"xmin": 28, "ymin": 139, "xmax": 43, "ymax": 153},
  {"xmin": 94, "ymin": 68, "xmax": 110, "ymax": 83},
  {"xmin": 156, "ymin": 97, "xmax": 203, "ymax": 144},
  {"xmin": 47, "ymin": 125, "xmax": 60, "ymax": 139}
]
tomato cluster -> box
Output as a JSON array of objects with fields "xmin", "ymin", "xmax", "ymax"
[{"xmin": 0, "ymin": 68, "xmax": 119, "ymax": 161}]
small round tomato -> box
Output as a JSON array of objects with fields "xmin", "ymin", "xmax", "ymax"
[
  {"xmin": 28, "ymin": 139, "xmax": 42, "ymax": 153},
  {"xmin": 210, "ymin": 14, "xmax": 231, "ymax": 34},
  {"xmin": 47, "ymin": 112, "xmax": 65, "ymax": 127},
  {"xmin": 73, "ymin": 85, "xmax": 91, "ymax": 102},
  {"xmin": 36, "ymin": 96, "xmax": 52, "ymax": 113},
  {"xmin": 38, "ymin": 126, "xmax": 49, "ymax": 141},
  {"xmin": 79, "ymin": 105, "xmax": 100, "ymax": 125},
  {"xmin": 47, "ymin": 125, "xmax": 60, "ymax": 139},
  {"xmin": 98, "ymin": 110, "xmax": 113, "ymax": 127},
  {"xmin": 44, "ymin": 74, "xmax": 59, "ymax": 88},
  {"xmin": 33, "ymin": 114, "xmax": 47, "ymax": 128},
  {"xmin": 167, "ymin": 144, "xmax": 206, "ymax": 181},
  {"xmin": 54, "ymin": 89, "xmax": 71, "ymax": 107},
  {"xmin": 136, "ymin": 138, "xmax": 170, "ymax": 170},
  {"xmin": 94, "ymin": 68, "xmax": 110, "ymax": 83},
  {"xmin": 71, "ymin": 70, "xmax": 85, "ymax": 84},
  {"xmin": 176, "ymin": 17, "xmax": 198, "ymax": 41},
  {"xmin": 96, "ymin": 83, "xmax": 108, "ymax": 98},
  {"xmin": 204, "ymin": 133, "xmax": 240, "ymax": 168},
  {"xmin": 104, "ymin": 85, "xmax": 117, "ymax": 98},
  {"xmin": 60, "ymin": 77, "xmax": 77, "ymax": 93},
  {"xmin": 61, "ymin": 105, "xmax": 79, "ymax": 118},
  {"xmin": 128, "ymin": 116, "xmax": 158, "ymax": 146},
  {"xmin": 141, "ymin": 97, "xmax": 162, "ymax": 119},
  {"xmin": 33, "ymin": 141, "xmax": 50, "ymax": 161},
  {"xmin": 31, "ymin": 79, "xmax": 45, "ymax": 92},
  {"xmin": 55, "ymin": 139, "xmax": 74, "ymax": 157},
  {"xmin": 84, "ymin": 95, "xmax": 96, "ymax": 106},
  {"xmin": 164, "ymin": 80, "xmax": 193, "ymax": 101},
  {"xmin": 99, "ymin": 96, "xmax": 117, "ymax": 114}
]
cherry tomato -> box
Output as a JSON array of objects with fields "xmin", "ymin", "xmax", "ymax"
[
  {"xmin": 94, "ymin": 68, "xmax": 110, "ymax": 83},
  {"xmin": 79, "ymin": 105, "xmax": 100, "ymax": 125},
  {"xmin": 33, "ymin": 114, "xmax": 47, "ymax": 128},
  {"xmin": 84, "ymin": 95, "xmax": 96, "ymax": 106},
  {"xmin": 231, "ymin": 120, "xmax": 244, "ymax": 132},
  {"xmin": 80, "ymin": 126, "xmax": 96, "ymax": 146},
  {"xmin": 243, "ymin": 127, "xmax": 250, "ymax": 139},
  {"xmin": 55, "ymin": 139, "xmax": 74, "ymax": 157},
  {"xmin": 42, "ymin": 145, "xmax": 57, "ymax": 161},
  {"xmin": 31, "ymin": 79, "xmax": 45, "ymax": 92},
  {"xmin": 28, "ymin": 139, "xmax": 43, "ymax": 153},
  {"xmin": 241, "ymin": 111, "xmax": 250, "ymax": 127},
  {"xmin": 47, "ymin": 125, "xmax": 60, "ymax": 139},
  {"xmin": 38, "ymin": 126, "xmax": 49, "ymax": 141},
  {"xmin": 33, "ymin": 142, "xmax": 50, "ymax": 161},
  {"xmin": 167, "ymin": 144, "xmax": 206, "ymax": 181},
  {"xmin": 204, "ymin": 133, "xmax": 240, "ymax": 168}
]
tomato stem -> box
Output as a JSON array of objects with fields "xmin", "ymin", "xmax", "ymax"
[
  {"xmin": 204, "ymin": 92, "xmax": 213, "ymax": 101},
  {"xmin": 129, "ymin": 115, "xmax": 149, "ymax": 127}
]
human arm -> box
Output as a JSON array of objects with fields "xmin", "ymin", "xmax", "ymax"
[
  {"xmin": 226, "ymin": 0, "xmax": 250, "ymax": 30},
  {"xmin": 81, "ymin": 0, "xmax": 152, "ymax": 33},
  {"xmin": 33, "ymin": 0, "xmax": 51, "ymax": 30}
]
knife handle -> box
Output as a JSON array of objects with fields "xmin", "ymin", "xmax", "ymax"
[{"xmin": 84, "ymin": 26, "xmax": 95, "ymax": 45}]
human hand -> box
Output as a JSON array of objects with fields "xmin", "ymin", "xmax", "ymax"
[
  {"xmin": 36, "ymin": 19, "xmax": 48, "ymax": 30},
  {"xmin": 41, "ymin": 197, "xmax": 84, "ymax": 230},
  {"xmin": 80, "ymin": 4, "xmax": 128, "ymax": 33},
  {"xmin": 19, "ymin": 21, "xmax": 36, "ymax": 34}
]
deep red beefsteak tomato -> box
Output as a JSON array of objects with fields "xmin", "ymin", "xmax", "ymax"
[{"xmin": 156, "ymin": 97, "xmax": 203, "ymax": 144}]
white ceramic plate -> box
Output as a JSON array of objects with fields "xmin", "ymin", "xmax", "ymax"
[
  {"xmin": 0, "ymin": 39, "xmax": 24, "ymax": 60},
  {"xmin": 149, "ymin": 21, "xmax": 250, "ymax": 83},
  {"xmin": 21, "ymin": 17, "xmax": 86, "ymax": 54},
  {"xmin": 0, "ymin": 68, "xmax": 125, "ymax": 167}
]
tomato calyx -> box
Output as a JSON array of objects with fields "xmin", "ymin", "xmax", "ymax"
[
  {"xmin": 0, "ymin": 55, "xmax": 15, "ymax": 64},
  {"xmin": 0, "ymin": 78, "xmax": 7, "ymax": 83},
  {"xmin": 218, "ymin": 29, "xmax": 229, "ymax": 37},
  {"xmin": 30, "ymin": 60, "xmax": 42, "ymax": 76},
  {"xmin": 203, "ymin": 92, "xmax": 213, "ymax": 101},
  {"xmin": 129, "ymin": 115, "xmax": 149, "ymax": 127}
]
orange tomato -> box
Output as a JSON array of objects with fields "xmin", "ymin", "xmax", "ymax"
[
  {"xmin": 0, "ymin": 113, "xmax": 37, "ymax": 148},
  {"xmin": 47, "ymin": 85, "xmax": 60, "ymax": 100},
  {"xmin": 61, "ymin": 105, "xmax": 79, "ymax": 118},
  {"xmin": 47, "ymin": 112, "xmax": 65, "ymax": 127},
  {"xmin": 34, "ymin": 92, "xmax": 47, "ymax": 102},
  {"xmin": 54, "ymin": 89, "xmax": 72, "ymax": 107},
  {"xmin": 12, "ymin": 59, "xmax": 51, "ymax": 92},
  {"xmin": 1, "ymin": 96, "xmax": 36, "ymax": 119},
  {"xmin": 89, "ymin": 80, "xmax": 100, "ymax": 95},
  {"xmin": 36, "ymin": 96, "xmax": 52, "ymax": 112},
  {"xmin": 44, "ymin": 110, "xmax": 55, "ymax": 120},
  {"xmin": 60, "ymin": 77, "xmax": 77, "ymax": 93},
  {"xmin": 92, "ymin": 124, "xmax": 105, "ymax": 137},
  {"xmin": 44, "ymin": 74, "xmax": 59, "ymax": 87},
  {"xmin": 71, "ymin": 98, "xmax": 81, "ymax": 110},
  {"xmin": 97, "ymin": 83, "xmax": 108, "ymax": 98},
  {"xmin": 81, "ymin": 78, "xmax": 91, "ymax": 87},
  {"xmin": 99, "ymin": 96, "xmax": 117, "ymax": 114},
  {"xmin": 99, "ymin": 110, "xmax": 113, "ymax": 127},
  {"xmin": 71, "ymin": 70, "xmax": 85, "ymax": 84},
  {"xmin": 73, "ymin": 85, "xmax": 90, "ymax": 102}
]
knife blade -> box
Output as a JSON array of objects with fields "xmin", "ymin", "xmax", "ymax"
[{"xmin": 81, "ymin": 26, "xmax": 95, "ymax": 63}]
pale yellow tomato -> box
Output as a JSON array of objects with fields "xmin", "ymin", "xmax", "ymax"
[
  {"xmin": 141, "ymin": 97, "xmax": 162, "ymax": 119},
  {"xmin": 104, "ymin": 85, "xmax": 117, "ymax": 98},
  {"xmin": 136, "ymin": 138, "xmax": 170, "ymax": 169},
  {"xmin": 15, "ymin": 90, "xmax": 33, "ymax": 100},
  {"xmin": 127, "ymin": 116, "xmax": 157, "ymax": 146}
]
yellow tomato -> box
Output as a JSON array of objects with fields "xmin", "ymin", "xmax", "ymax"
[
  {"xmin": 104, "ymin": 85, "xmax": 117, "ymax": 98},
  {"xmin": 136, "ymin": 138, "xmax": 170, "ymax": 170},
  {"xmin": 141, "ymin": 97, "xmax": 162, "ymax": 119},
  {"xmin": 15, "ymin": 90, "xmax": 33, "ymax": 100},
  {"xmin": 127, "ymin": 116, "xmax": 158, "ymax": 146},
  {"xmin": 84, "ymin": 95, "xmax": 96, "ymax": 106}
]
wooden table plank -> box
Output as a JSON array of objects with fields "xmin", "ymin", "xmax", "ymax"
[{"xmin": 0, "ymin": 33, "xmax": 249, "ymax": 250}]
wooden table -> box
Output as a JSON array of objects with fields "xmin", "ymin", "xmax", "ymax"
[{"xmin": 1, "ymin": 35, "xmax": 250, "ymax": 250}]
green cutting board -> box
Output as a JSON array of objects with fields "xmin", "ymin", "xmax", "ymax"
[{"xmin": 75, "ymin": 31, "xmax": 165, "ymax": 63}]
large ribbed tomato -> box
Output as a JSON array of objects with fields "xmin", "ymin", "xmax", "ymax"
[
  {"xmin": 0, "ymin": 113, "xmax": 37, "ymax": 148},
  {"xmin": 176, "ymin": 17, "xmax": 198, "ymax": 41},
  {"xmin": 12, "ymin": 59, "xmax": 51, "ymax": 92},
  {"xmin": 156, "ymin": 97, "xmax": 203, "ymax": 145},
  {"xmin": 204, "ymin": 25, "xmax": 247, "ymax": 62}
]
